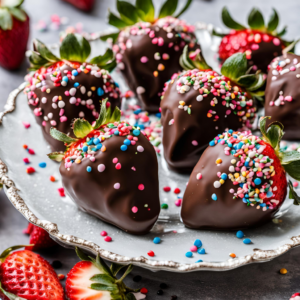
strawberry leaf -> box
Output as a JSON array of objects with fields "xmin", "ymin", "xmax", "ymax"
[
  {"xmin": 281, "ymin": 152, "xmax": 300, "ymax": 181},
  {"xmin": 110, "ymin": 263, "xmax": 126, "ymax": 276},
  {"xmin": 50, "ymin": 128, "xmax": 78, "ymax": 144},
  {"xmin": 117, "ymin": 0, "xmax": 141, "ymax": 25},
  {"xmin": 289, "ymin": 180, "xmax": 300, "ymax": 205},
  {"xmin": 236, "ymin": 74, "xmax": 257, "ymax": 87},
  {"xmin": 267, "ymin": 8, "xmax": 279, "ymax": 32},
  {"xmin": 246, "ymin": 72, "xmax": 265, "ymax": 91},
  {"xmin": 33, "ymin": 39, "xmax": 60, "ymax": 63},
  {"xmin": 266, "ymin": 121, "xmax": 284, "ymax": 150},
  {"xmin": 100, "ymin": 32, "xmax": 120, "ymax": 44},
  {"xmin": 91, "ymin": 283, "xmax": 118, "ymax": 291},
  {"xmin": 75, "ymin": 247, "xmax": 92, "ymax": 261},
  {"xmin": 117, "ymin": 264, "xmax": 133, "ymax": 283},
  {"xmin": 90, "ymin": 48, "xmax": 117, "ymax": 72},
  {"xmin": 212, "ymin": 28, "xmax": 226, "ymax": 38},
  {"xmin": 159, "ymin": 0, "xmax": 178, "ymax": 18},
  {"xmin": 136, "ymin": 0, "xmax": 155, "ymax": 22},
  {"xmin": 108, "ymin": 10, "xmax": 130, "ymax": 29},
  {"xmin": 1, "ymin": 0, "xmax": 24, "ymax": 7},
  {"xmin": 126, "ymin": 293, "xmax": 137, "ymax": 300},
  {"xmin": 259, "ymin": 116, "xmax": 270, "ymax": 142},
  {"xmin": 277, "ymin": 26, "xmax": 287, "ymax": 37},
  {"xmin": 221, "ymin": 53, "xmax": 248, "ymax": 81},
  {"xmin": 0, "ymin": 8, "xmax": 13, "ymax": 30},
  {"xmin": 28, "ymin": 51, "xmax": 53, "ymax": 71},
  {"xmin": 174, "ymin": 0, "xmax": 193, "ymax": 18},
  {"xmin": 90, "ymin": 274, "xmax": 116, "ymax": 285},
  {"xmin": 60, "ymin": 33, "xmax": 91, "ymax": 63},
  {"xmin": 221, "ymin": 7, "xmax": 246, "ymax": 30},
  {"xmin": 7, "ymin": 7, "xmax": 26, "ymax": 21},
  {"xmin": 95, "ymin": 254, "xmax": 114, "ymax": 277},
  {"xmin": 73, "ymin": 119, "xmax": 93, "ymax": 139},
  {"xmin": 0, "ymin": 283, "xmax": 27, "ymax": 300},
  {"xmin": 248, "ymin": 8, "xmax": 265, "ymax": 30},
  {"xmin": 47, "ymin": 152, "xmax": 64, "ymax": 162}
]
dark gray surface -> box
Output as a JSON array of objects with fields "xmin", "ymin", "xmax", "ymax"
[{"xmin": 1, "ymin": 0, "xmax": 300, "ymax": 299}]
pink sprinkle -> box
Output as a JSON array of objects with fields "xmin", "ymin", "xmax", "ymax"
[
  {"xmin": 23, "ymin": 158, "xmax": 30, "ymax": 164},
  {"xmin": 293, "ymin": 182, "xmax": 299, "ymax": 188},
  {"xmin": 115, "ymin": 163, "xmax": 121, "ymax": 170},
  {"xmin": 28, "ymin": 149, "xmax": 35, "ymax": 155},
  {"xmin": 131, "ymin": 166, "xmax": 136, "ymax": 171},
  {"xmin": 273, "ymin": 38, "xmax": 281, "ymax": 46},
  {"xmin": 101, "ymin": 231, "xmax": 107, "ymax": 236},
  {"xmin": 104, "ymin": 236, "xmax": 112, "ymax": 242},
  {"xmin": 175, "ymin": 199, "xmax": 182, "ymax": 207},
  {"xmin": 60, "ymin": 116, "xmax": 67, "ymax": 122},
  {"xmin": 190, "ymin": 246, "xmax": 198, "ymax": 252},
  {"xmin": 140, "ymin": 56, "xmax": 148, "ymax": 63},
  {"xmin": 138, "ymin": 184, "xmax": 144, "ymax": 191},
  {"xmin": 132, "ymin": 206, "xmax": 138, "ymax": 213},
  {"xmin": 158, "ymin": 37, "xmax": 164, "ymax": 46},
  {"xmin": 152, "ymin": 38, "xmax": 158, "ymax": 44},
  {"xmin": 285, "ymin": 96, "xmax": 293, "ymax": 102},
  {"xmin": 114, "ymin": 183, "xmax": 120, "ymax": 189},
  {"xmin": 22, "ymin": 121, "xmax": 30, "ymax": 129},
  {"xmin": 229, "ymin": 189, "xmax": 235, "ymax": 193},
  {"xmin": 58, "ymin": 187, "xmax": 65, "ymax": 197},
  {"xmin": 112, "ymin": 157, "xmax": 118, "ymax": 164},
  {"xmin": 64, "ymin": 91, "xmax": 70, "ymax": 96},
  {"xmin": 192, "ymin": 140, "xmax": 198, "ymax": 146},
  {"xmin": 196, "ymin": 173, "xmax": 202, "ymax": 180},
  {"xmin": 98, "ymin": 164, "xmax": 105, "ymax": 172},
  {"xmin": 90, "ymin": 157, "xmax": 95, "ymax": 162},
  {"xmin": 163, "ymin": 186, "xmax": 171, "ymax": 192}
]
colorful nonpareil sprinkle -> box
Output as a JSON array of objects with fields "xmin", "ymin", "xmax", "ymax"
[
  {"xmin": 174, "ymin": 187, "xmax": 181, "ymax": 194},
  {"xmin": 229, "ymin": 253, "xmax": 236, "ymax": 258},
  {"xmin": 163, "ymin": 186, "xmax": 171, "ymax": 192},
  {"xmin": 147, "ymin": 250, "xmax": 155, "ymax": 257},
  {"xmin": 100, "ymin": 231, "xmax": 107, "ymax": 236},
  {"xmin": 26, "ymin": 167, "xmax": 35, "ymax": 174},
  {"xmin": 58, "ymin": 187, "xmax": 65, "ymax": 197},
  {"xmin": 104, "ymin": 236, "xmax": 112, "ymax": 242},
  {"xmin": 198, "ymin": 248, "xmax": 206, "ymax": 254},
  {"xmin": 194, "ymin": 239, "xmax": 202, "ymax": 248},
  {"xmin": 161, "ymin": 203, "xmax": 168, "ymax": 209},
  {"xmin": 243, "ymin": 238, "xmax": 252, "ymax": 244},
  {"xmin": 175, "ymin": 199, "xmax": 182, "ymax": 207},
  {"xmin": 22, "ymin": 121, "xmax": 30, "ymax": 128},
  {"xmin": 23, "ymin": 158, "xmax": 30, "ymax": 164},
  {"xmin": 50, "ymin": 176, "xmax": 56, "ymax": 182},
  {"xmin": 185, "ymin": 251, "xmax": 193, "ymax": 258},
  {"xmin": 153, "ymin": 237, "xmax": 161, "ymax": 244},
  {"xmin": 39, "ymin": 162, "xmax": 47, "ymax": 168},
  {"xmin": 280, "ymin": 268, "xmax": 288, "ymax": 275},
  {"xmin": 209, "ymin": 130, "xmax": 277, "ymax": 210},
  {"xmin": 236, "ymin": 231, "xmax": 244, "ymax": 239}
]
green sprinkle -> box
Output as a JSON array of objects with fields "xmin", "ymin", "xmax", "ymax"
[{"xmin": 161, "ymin": 203, "xmax": 168, "ymax": 209}]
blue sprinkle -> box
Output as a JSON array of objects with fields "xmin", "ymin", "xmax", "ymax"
[
  {"xmin": 139, "ymin": 124, "xmax": 145, "ymax": 129},
  {"xmin": 196, "ymin": 259, "xmax": 203, "ymax": 263},
  {"xmin": 185, "ymin": 251, "xmax": 193, "ymax": 258},
  {"xmin": 198, "ymin": 248, "xmax": 206, "ymax": 255},
  {"xmin": 115, "ymin": 82, "xmax": 119, "ymax": 87},
  {"xmin": 133, "ymin": 129, "xmax": 140, "ymax": 136},
  {"xmin": 93, "ymin": 138, "xmax": 100, "ymax": 145},
  {"xmin": 227, "ymin": 143, "xmax": 232, "ymax": 147},
  {"xmin": 221, "ymin": 173, "xmax": 227, "ymax": 180},
  {"xmin": 120, "ymin": 145, "xmax": 128, "ymax": 151},
  {"xmin": 134, "ymin": 109, "xmax": 142, "ymax": 115},
  {"xmin": 242, "ymin": 198, "xmax": 247, "ymax": 203},
  {"xmin": 87, "ymin": 140, "xmax": 93, "ymax": 145},
  {"xmin": 153, "ymin": 237, "xmax": 161, "ymax": 244},
  {"xmin": 194, "ymin": 239, "xmax": 202, "ymax": 248},
  {"xmin": 82, "ymin": 146, "xmax": 88, "ymax": 152},
  {"xmin": 62, "ymin": 76, "xmax": 69, "ymax": 82},
  {"xmin": 254, "ymin": 178, "xmax": 262, "ymax": 185},
  {"xmin": 236, "ymin": 231, "xmax": 244, "ymax": 239},
  {"xmin": 228, "ymin": 129, "xmax": 233, "ymax": 134},
  {"xmin": 91, "ymin": 148, "xmax": 97, "ymax": 152},
  {"xmin": 97, "ymin": 87, "xmax": 104, "ymax": 96},
  {"xmin": 156, "ymin": 113, "xmax": 161, "ymax": 118},
  {"xmin": 39, "ymin": 162, "xmax": 46, "ymax": 168},
  {"xmin": 211, "ymin": 193, "xmax": 217, "ymax": 201},
  {"xmin": 209, "ymin": 140, "xmax": 215, "ymax": 147},
  {"xmin": 243, "ymin": 238, "xmax": 252, "ymax": 244},
  {"xmin": 96, "ymin": 143, "xmax": 102, "ymax": 150},
  {"xmin": 72, "ymin": 70, "xmax": 78, "ymax": 76},
  {"xmin": 123, "ymin": 139, "xmax": 131, "ymax": 146},
  {"xmin": 86, "ymin": 166, "xmax": 92, "ymax": 172},
  {"xmin": 114, "ymin": 130, "xmax": 119, "ymax": 136},
  {"xmin": 74, "ymin": 82, "xmax": 79, "ymax": 87},
  {"xmin": 267, "ymin": 191, "xmax": 273, "ymax": 198}
]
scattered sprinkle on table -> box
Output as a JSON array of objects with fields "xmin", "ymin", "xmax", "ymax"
[
  {"xmin": 185, "ymin": 251, "xmax": 193, "ymax": 258},
  {"xmin": 58, "ymin": 187, "xmax": 65, "ymax": 197},
  {"xmin": 153, "ymin": 237, "xmax": 161, "ymax": 244},
  {"xmin": 174, "ymin": 187, "xmax": 180, "ymax": 194},
  {"xmin": 194, "ymin": 239, "xmax": 202, "ymax": 247},
  {"xmin": 175, "ymin": 199, "xmax": 182, "ymax": 207},
  {"xmin": 147, "ymin": 250, "xmax": 155, "ymax": 257},
  {"xmin": 23, "ymin": 158, "xmax": 30, "ymax": 164},
  {"xmin": 22, "ymin": 121, "xmax": 30, "ymax": 129},
  {"xmin": 198, "ymin": 248, "xmax": 206, "ymax": 254},
  {"xmin": 243, "ymin": 238, "xmax": 252, "ymax": 244},
  {"xmin": 196, "ymin": 260, "xmax": 203, "ymax": 263},
  {"xmin": 280, "ymin": 268, "xmax": 288, "ymax": 275},
  {"xmin": 161, "ymin": 203, "xmax": 168, "ymax": 209},
  {"xmin": 50, "ymin": 176, "xmax": 56, "ymax": 182},
  {"xmin": 26, "ymin": 167, "xmax": 35, "ymax": 174},
  {"xmin": 229, "ymin": 253, "xmax": 236, "ymax": 258},
  {"xmin": 104, "ymin": 236, "xmax": 112, "ymax": 242},
  {"xmin": 236, "ymin": 230, "xmax": 244, "ymax": 239},
  {"xmin": 140, "ymin": 288, "xmax": 148, "ymax": 294},
  {"xmin": 163, "ymin": 186, "xmax": 171, "ymax": 192},
  {"xmin": 100, "ymin": 231, "xmax": 107, "ymax": 237},
  {"xmin": 39, "ymin": 162, "xmax": 46, "ymax": 168}
]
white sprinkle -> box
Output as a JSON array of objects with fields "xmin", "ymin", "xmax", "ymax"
[
  {"xmin": 58, "ymin": 101, "xmax": 65, "ymax": 108},
  {"xmin": 97, "ymin": 164, "xmax": 105, "ymax": 172},
  {"xmin": 137, "ymin": 146, "xmax": 144, "ymax": 152},
  {"xmin": 114, "ymin": 183, "xmax": 120, "ymax": 189},
  {"xmin": 80, "ymin": 86, "xmax": 86, "ymax": 94},
  {"xmin": 214, "ymin": 181, "xmax": 221, "ymax": 188},
  {"xmin": 136, "ymin": 86, "xmax": 145, "ymax": 94},
  {"xmin": 41, "ymin": 97, "xmax": 47, "ymax": 103},
  {"xmin": 69, "ymin": 88, "xmax": 77, "ymax": 96}
]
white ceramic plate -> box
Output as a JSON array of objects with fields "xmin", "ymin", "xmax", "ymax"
[{"xmin": 1, "ymin": 26, "xmax": 300, "ymax": 273}]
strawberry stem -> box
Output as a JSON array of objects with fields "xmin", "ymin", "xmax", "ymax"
[{"xmin": 0, "ymin": 245, "xmax": 33, "ymax": 263}]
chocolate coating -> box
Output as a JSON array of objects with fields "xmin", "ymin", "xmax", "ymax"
[
  {"xmin": 26, "ymin": 63, "xmax": 121, "ymax": 151},
  {"xmin": 160, "ymin": 71, "xmax": 256, "ymax": 173},
  {"xmin": 181, "ymin": 142, "xmax": 283, "ymax": 230},
  {"xmin": 265, "ymin": 53, "xmax": 300, "ymax": 140},
  {"xmin": 60, "ymin": 133, "xmax": 160, "ymax": 235},
  {"xmin": 114, "ymin": 17, "xmax": 199, "ymax": 113}
]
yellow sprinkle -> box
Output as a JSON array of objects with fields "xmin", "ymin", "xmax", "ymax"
[
  {"xmin": 255, "ymin": 188, "xmax": 260, "ymax": 194},
  {"xmin": 53, "ymin": 72, "xmax": 57, "ymax": 76},
  {"xmin": 219, "ymin": 135, "xmax": 224, "ymax": 139},
  {"xmin": 75, "ymin": 159, "xmax": 81, "ymax": 164},
  {"xmin": 219, "ymin": 179, "xmax": 225, "ymax": 184},
  {"xmin": 242, "ymin": 172, "xmax": 247, "ymax": 177},
  {"xmin": 58, "ymin": 96, "xmax": 62, "ymax": 100},
  {"xmin": 216, "ymin": 158, "xmax": 222, "ymax": 164},
  {"xmin": 91, "ymin": 86, "xmax": 96, "ymax": 91},
  {"xmin": 231, "ymin": 93, "xmax": 235, "ymax": 99},
  {"xmin": 233, "ymin": 86, "xmax": 239, "ymax": 92},
  {"xmin": 153, "ymin": 71, "xmax": 159, "ymax": 77},
  {"xmin": 270, "ymin": 166, "xmax": 274, "ymax": 171},
  {"xmin": 179, "ymin": 101, "xmax": 185, "ymax": 106},
  {"xmin": 280, "ymin": 268, "xmax": 287, "ymax": 275},
  {"xmin": 271, "ymin": 171, "xmax": 276, "ymax": 176},
  {"xmin": 234, "ymin": 173, "xmax": 240, "ymax": 179},
  {"xmin": 46, "ymin": 89, "xmax": 51, "ymax": 93},
  {"xmin": 231, "ymin": 159, "xmax": 236, "ymax": 164},
  {"xmin": 101, "ymin": 145, "xmax": 106, "ymax": 152},
  {"xmin": 158, "ymin": 63, "xmax": 165, "ymax": 71},
  {"xmin": 229, "ymin": 253, "xmax": 236, "ymax": 258}
]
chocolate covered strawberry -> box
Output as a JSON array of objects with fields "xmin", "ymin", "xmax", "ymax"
[
  {"xmin": 215, "ymin": 7, "xmax": 291, "ymax": 73},
  {"xmin": 265, "ymin": 51, "xmax": 300, "ymax": 140},
  {"xmin": 105, "ymin": 0, "xmax": 200, "ymax": 112},
  {"xmin": 25, "ymin": 33, "xmax": 121, "ymax": 151},
  {"xmin": 48, "ymin": 100, "xmax": 160, "ymax": 235},
  {"xmin": 161, "ymin": 47, "xmax": 263, "ymax": 173},
  {"xmin": 181, "ymin": 116, "xmax": 300, "ymax": 230},
  {"xmin": 0, "ymin": 245, "xmax": 64, "ymax": 300},
  {"xmin": 0, "ymin": 0, "xmax": 29, "ymax": 70},
  {"xmin": 66, "ymin": 247, "xmax": 140, "ymax": 300},
  {"xmin": 62, "ymin": 0, "xmax": 94, "ymax": 11}
]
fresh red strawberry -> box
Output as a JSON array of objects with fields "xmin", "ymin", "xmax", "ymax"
[
  {"xmin": 23, "ymin": 223, "xmax": 57, "ymax": 251},
  {"xmin": 66, "ymin": 247, "xmax": 140, "ymax": 300},
  {"xmin": 215, "ymin": 7, "xmax": 291, "ymax": 72},
  {"xmin": 181, "ymin": 116, "xmax": 300, "ymax": 230},
  {"xmin": 62, "ymin": 0, "xmax": 95, "ymax": 11},
  {"xmin": 0, "ymin": 0, "xmax": 29, "ymax": 70},
  {"xmin": 0, "ymin": 245, "xmax": 64, "ymax": 300}
]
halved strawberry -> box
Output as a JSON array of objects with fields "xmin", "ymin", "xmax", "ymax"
[
  {"xmin": 62, "ymin": 0, "xmax": 95, "ymax": 11},
  {"xmin": 215, "ymin": 7, "xmax": 291, "ymax": 73},
  {"xmin": 0, "ymin": 245, "xmax": 64, "ymax": 300},
  {"xmin": 66, "ymin": 248, "xmax": 140, "ymax": 300}
]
